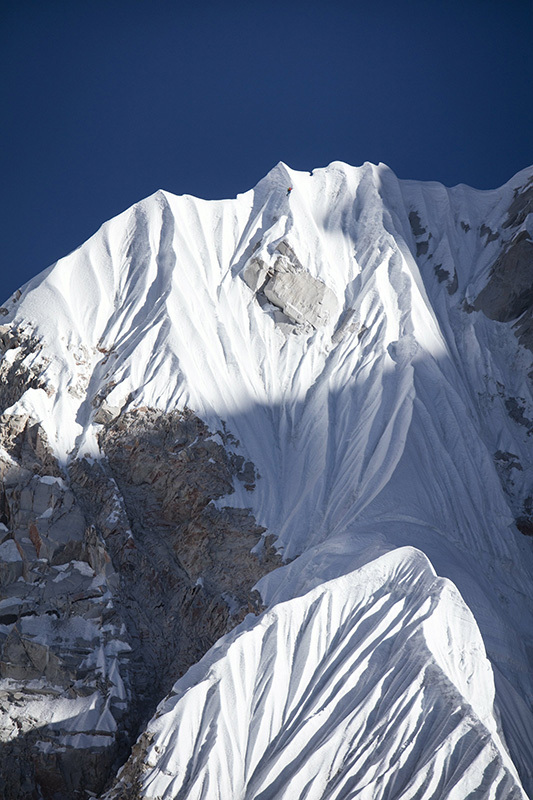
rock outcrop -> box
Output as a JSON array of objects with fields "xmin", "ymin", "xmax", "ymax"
[
  {"xmin": 0, "ymin": 398, "xmax": 280, "ymax": 799},
  {"xmin": 475, "ymin": 178, "xmax": 533, "ymax": 352},
  {"xmin": 71, "ymin": 409, "xmax": 281, "ymax": 733},
  {"xmin": 0, "ymin": 436, "xmax": 128, "ymax": 799},
  {"xmin": 474, "ymin": 231, "xmax": 533, "ymax": 322},
  {"xmin": 243, "ymin": 240, "xmax": 338, "ymax": 329}
]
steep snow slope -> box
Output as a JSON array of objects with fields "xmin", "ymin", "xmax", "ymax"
[
  {"xmin": 109, "ymin": 548, "xmax": 525, "ymax": 800},
  {"xmin": 1, "ymin": 161, "xmax": 533, "ymax": 797}
]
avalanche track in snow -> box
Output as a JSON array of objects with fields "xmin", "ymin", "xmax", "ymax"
[{"xmin": 1, "ymin": 161, "xmax": 533, "ymax": 798}]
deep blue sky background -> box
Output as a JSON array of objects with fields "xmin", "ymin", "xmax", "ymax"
[{"xmin": 2, "ymin": 0, "xmax": 532, "ymax": 301}]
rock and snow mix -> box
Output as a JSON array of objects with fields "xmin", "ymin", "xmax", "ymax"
[
  {"xmin": 110, "ymin": 549, "xmax": 525, "ymax": 799},
  {"xmin": 0, "ymin": 161, "xmax": 532, "ymax": 798}
]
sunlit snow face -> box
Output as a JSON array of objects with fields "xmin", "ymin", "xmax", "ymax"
[{"xmin": 2, "ymin": 162, "xmax": 533, "ymax": 798}]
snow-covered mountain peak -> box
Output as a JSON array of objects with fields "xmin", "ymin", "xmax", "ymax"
[{"xmin": 1, "ymin": 162, "xmax": 533, "ymax": 797}]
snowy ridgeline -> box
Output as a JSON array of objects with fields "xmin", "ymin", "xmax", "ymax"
[
  {"xmin": 109, "ymin": 548, "xmax": 524, "ymax": 800},
  {"xmin": 0, "ymin": 161, "xmax": 533, "ymax": 797}
]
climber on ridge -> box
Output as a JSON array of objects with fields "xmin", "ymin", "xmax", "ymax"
[{"xmin": 286, "ymin": 186, "xmax": 293, "ymax": 196}]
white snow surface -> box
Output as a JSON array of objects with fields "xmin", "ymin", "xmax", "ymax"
[
  {"xmin": 131, "ymin": 548, "xmax": 524, "ymax": 800},
  {"xmin": 3, "ymin": 160, "xmax": 533, "ymax": 796}
]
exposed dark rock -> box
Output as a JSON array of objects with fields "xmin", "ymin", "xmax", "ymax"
[
  {"xmin": 515, "ymin": 495, "xmax": 533, "ymax": 536},
  {"xmin": 446, "ymin": 270, "xmax": 458, "ymax": 295},
  {"xmin": 480, "ymin": 223, "xmax": 500, "ymax": 244},
  {"xmin": 0, "ymin": 403, "xmax": 281, "ymax": 798},
  {"xmin": 474, "ymin": 231, "xmax": 533, "ymax": 323},
  {"xmin": 516, "ymin": 516, "xmax": 533, "ymax": 537},
  {"xmin": 408, "ymin": 210, "xmax": 426, "ymax": 237},
  {"xmin": 493, "ymin": 451, "xmax": 525, "ymax": 516},
  {"xmin": 99, "ymin": 731, "xmax": 153, "ymax": 800},
  {"xmin": 517, "ymin": 496, "xmax": 533, "ymax": 535},
  {"xmin": 491, "ymin": 383, "xmax": 533, "ymax": 435},
  {"xmin": 433, "ymin": 264, "xmax": 458, "ymax": 295},
  {"xmin": 66, "ymin": 407, "xmax": 281, "ymax": 794},
  {"xmin": 0, "ymin": 421, "xmax": 128, "ymax": 798},
  {"xmin": 0, "ymin": 328, "xmax": 49, "ymax": 417},
  {"xmin": 494, "ymin": 450, "xmax": 523, "ymax": 469},
  {"xmin": 475, "ymin": 178, "xmax": 533, "ymax": 358},
  {"xmin": 503, "ymin": 176, "xmax": 533, "ymax": 229},
  {"xmin": 434, "ymin": 264, "xmax": 448, "ymax": 283},
  {"xmin": 503, "ymin": 395, "xmax": 533, "ymax": 434},
  {"xmin": 416, "ymin": 240, "xmax": 429, "ymax": 257}
]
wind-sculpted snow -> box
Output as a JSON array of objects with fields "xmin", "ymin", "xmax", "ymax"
[
  {"xmin": 1, "ymin": 160, "xmax": 533, "ymax": 796},
  {"xmin": 108, "ymin": 549, "xmax": 524, "ymax": 800}
]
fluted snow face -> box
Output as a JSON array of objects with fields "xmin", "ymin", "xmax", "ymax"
[
  {"xmin": 3, "ymin": 161, "xmax": 533, "ymax": 795},
  {"xmin": 116, "ymin": 549, "xmax": 526, "ymax": 800}
]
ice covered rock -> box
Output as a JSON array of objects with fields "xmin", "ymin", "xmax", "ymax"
[
  {"xmin": 263, "ymin": 268, "xmax": 338, "ymax": 327},
  {"xmin": 243, "ymin": 242, "xmax": 338, "ymax": 328},
  {"xmin": 243, "ymin": 257, "xmax": 270, "ymax": 293}
]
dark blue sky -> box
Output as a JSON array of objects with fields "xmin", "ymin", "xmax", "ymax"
[{"xmin": 2, "ymin": 0, "xmax": 532, "ymax": 302}]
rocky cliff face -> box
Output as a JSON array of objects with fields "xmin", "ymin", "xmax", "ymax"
[
  {"xmin": 0, "ymin": 422, "xmax": 127, "ymax": 797},
  {"xmin": 0, "ymin": 393, "xmax": 280, "ymax": 798},
  {"xmin": 473, "ymin": 177, "xmax": 533, "ymax": 327}
]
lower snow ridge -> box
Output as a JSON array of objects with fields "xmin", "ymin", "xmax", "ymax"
[{"xmin": 107, "ymin": 547, "xmax": 524, "ymax": 800}]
